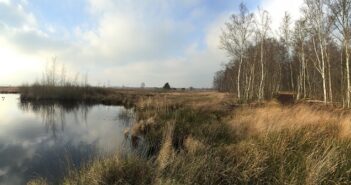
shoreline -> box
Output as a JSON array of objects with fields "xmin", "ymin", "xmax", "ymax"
[{"xmin": 0, "ymin": 86, "xmax": 19, "ymax": 94}]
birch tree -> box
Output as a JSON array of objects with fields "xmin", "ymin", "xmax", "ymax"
[
  {"xmin": 329, "ymin": 0, "xmax": 351, "ymax": 107},
  {"xmin": 256, "ymin": 8, "xmax": 271, "ymax": 100},
  {"xmin": 214, "ymin": 1, "xmax": 345, "ymax": 105},
  {"xmin": 280, "ymin": 12, "xmax": 294, "ymax": 92},
  {"xmin": 294, "ymin": 19, "xmax": 309, "ymax": 100},
  {"xmin": 303, "ymin": 0, "xmax": 333, "ymax": 103},
  {"xmin": 220, "ymin": 3, "xmax": 254, "ymax": 101}
]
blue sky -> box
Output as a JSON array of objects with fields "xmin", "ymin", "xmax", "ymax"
[{"xmin": 0, "ymin": 0, "xmax": 303, "ymax": 87}]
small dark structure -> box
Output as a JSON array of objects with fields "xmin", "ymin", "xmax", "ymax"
[
  {"xmin": 275, "ymin": 92, "xmax": 296, "ymax": 105},
  {"xmin": 163, "ymin": 82, "xmax": 171, "ymax": 90}
]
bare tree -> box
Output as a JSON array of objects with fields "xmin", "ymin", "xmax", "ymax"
[
  {"xmin": 60, "ymin": 64, "xmax": 66, "ymax": 86},
  {"xmin": 43, "ymin": 57, "xmax": 58, "ymax": 86},
  {"xmin": 293, "ymin": 19, "xmax": 309, "ymax": 100},
  {"xmin": 303, "ymin": 0, "xmax": 333, "ymax": 103},
  {"xmin": 214, "ymin": 1, "xmax": 347, "ymax": 105},
  {"xmin": 255, "ymin": 8, "xmax": 271, "ymax": 100},
  {"xmin": 220, "ymin": 3, "xmax": 254, "ymax": 101},
  {"xmin": 280, "ymin": 12, "xmax": 294, "ymax": 92},
  {"xmin": 330, "ymin": 0, "xmax": 351, "ymax": 107}
]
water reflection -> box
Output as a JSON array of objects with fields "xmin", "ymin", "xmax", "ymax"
[
  {"xmin": 19, "ymin": 101, "xmax": 93, "ymax": 139},
  {"xmin": 0, "ymin": 94, "xmax": 135, "ymax": 185},
  {"xmin": 117, "ymin": 108, "xmax": 135, "ymax": 126}
]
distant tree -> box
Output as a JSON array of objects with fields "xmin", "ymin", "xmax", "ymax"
[
  {"xmin": 163, "ymin": 82, "xmax": 171, "ymax": 90},
  {"xmin": 141, "ymin": 82, "xmax": 145, "ymax": 88}
]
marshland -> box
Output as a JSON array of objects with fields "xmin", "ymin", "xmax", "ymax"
[
  {"xmin": 3, "ymin": 0, "xmax": 351, "ymax": 185},
  {"xmin": 23, "ymin": 90, "xmax": 351, "ymax": 185}
]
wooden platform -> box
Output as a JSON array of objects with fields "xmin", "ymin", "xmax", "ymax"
[{"xmin": 275, "ymin": 92, "xmax": 296, "ymax": 105}]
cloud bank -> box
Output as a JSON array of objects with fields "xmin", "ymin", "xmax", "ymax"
[{"xmin": 0, "ymin": 0, "xmax": 303, "ymax": 87}]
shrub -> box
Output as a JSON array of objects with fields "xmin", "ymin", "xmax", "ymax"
[{"xmin": 163, "ymin": 83, "xmax": 171, "ymax": 90}]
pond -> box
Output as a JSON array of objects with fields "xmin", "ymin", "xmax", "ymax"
[{"xmin": 0, "ymin": 94, "xmax": 135, "ymax": 185}]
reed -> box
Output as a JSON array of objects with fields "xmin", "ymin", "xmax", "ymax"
[{"xmin": 28, "ymin": 92, "xmax": 351, "ymax": 185}]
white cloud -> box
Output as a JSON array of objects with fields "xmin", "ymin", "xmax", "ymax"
[
  {"xmin": 0, "ymin": 0, "xmax": 228, "ymax": 87},
  {"xmin": 0, "ymin": 1, "xmax": 36, "ymax": 28},
  {"xmin": 68, "ymin": 7, "xmax": 227, "ymax": 87},
  {"xmin": 0, "ymin": 39, "xmax": 45, "ymax": 85},
  {"xmin": 0, "ymin": 1, "xmax": 47, "ymax": 85},
  {"xmin": 60, "ymin": 0, "xmax": 224, "ymax": 87},
  {"xmin": 259, "ymin": 0, "xmax": 304, "ymax": 34},
  {"xmin": 0, "ymin": 0, "xmax": 9, "ymax": 5}
]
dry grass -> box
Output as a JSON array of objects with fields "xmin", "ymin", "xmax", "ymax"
[
  {"xmin": 156, "ymin": 121, "xmax": 175, "ymax": 171},
  {"xmin": 27, "ymin": 178, "xmax": 48, "ymax": 185},
  {"xmin": 62, "ymin": 155, "xmax": 154, "ymax": 185},
  {"xmin": 136, "ymin": 91, "xmax": 232, "ymax": 112},
  {"xmin": 151, "ymin": 100, "xmax": 351, "ymax": 184},
  {"xmin": 229, "ymin": 102, "xmax": 350, "ymax": 138},
  {"xmin": 27, "ymin": 91, "xmax": 351, "ymax": 185},
  {"xmin": 183, "ymin": 136, "xmax": 206, "ymax": 154},
  {"xmin": 218, "ymin": 102, "xmax": 351, "ymax": 184}
]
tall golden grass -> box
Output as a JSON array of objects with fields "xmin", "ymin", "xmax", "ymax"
[
  {"xmin": 230, "ymin": 102, "xmax": 351, "ymax": 138},
  {"xmin": 153, "ymin": 103, "xmax": 351, "ymax": 184}
]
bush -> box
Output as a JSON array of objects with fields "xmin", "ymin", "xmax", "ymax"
[{"xmin": 163, "ymin": 83, "xmax": 171, "ymax": 90}]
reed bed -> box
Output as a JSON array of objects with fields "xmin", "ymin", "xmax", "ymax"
[{"xmin": 28, "ymin": 93, "xmax": 351, "ymax": 185}]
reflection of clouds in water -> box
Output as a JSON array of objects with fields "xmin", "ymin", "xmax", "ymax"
[
  {"xmin": 0, "ymin": 144, "xmax": 34, "ymax": 184},
  {"xmin": 0, "ymin": 138, "xmax": 99, "ymax": 184},
  {"xmin": 0, "ymin": 94, "xmax": 134, "ymax": 184},
  {"xmin": 0, "ymin": 94, "xmax": 37, "ymax": 125}
]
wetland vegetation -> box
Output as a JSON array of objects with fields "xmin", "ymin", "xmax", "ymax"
[{"xmin": 21, "ymin": 90, "xmax": 351, "ymax": 185}]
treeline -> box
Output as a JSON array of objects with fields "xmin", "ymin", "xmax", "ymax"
[{"xmin": 213, "ymin": 0, "xmax": 351, "ymax": 107}]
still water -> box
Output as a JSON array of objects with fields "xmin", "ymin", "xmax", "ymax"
[{"xmin": 0, "ymin": 94, "xmax": 135, "ymax": 185}]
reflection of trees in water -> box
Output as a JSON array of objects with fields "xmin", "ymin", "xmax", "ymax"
[
  {"xmin": 19, "ymin": 100, "xmax": 93, "ymax": 138},
  {"xmin": 13, "ymin": 101, "xmax": 140, "ymax": 184},
  {"xmin": 117, "ymin": 108, "xmax": 135, "ymax": 126}
]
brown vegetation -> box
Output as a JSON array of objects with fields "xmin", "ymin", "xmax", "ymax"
[
  {"xmin": 0, "ymin": 86, "xmax": 19, "ymax": 93},
  {"xmin": 25, "ymin": 90, "xmax": 351, "ymax": 184}
]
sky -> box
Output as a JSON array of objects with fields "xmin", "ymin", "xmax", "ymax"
[{"xmin": 0, "ymin": 0, "xmax": 303, "ymax": 88}]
